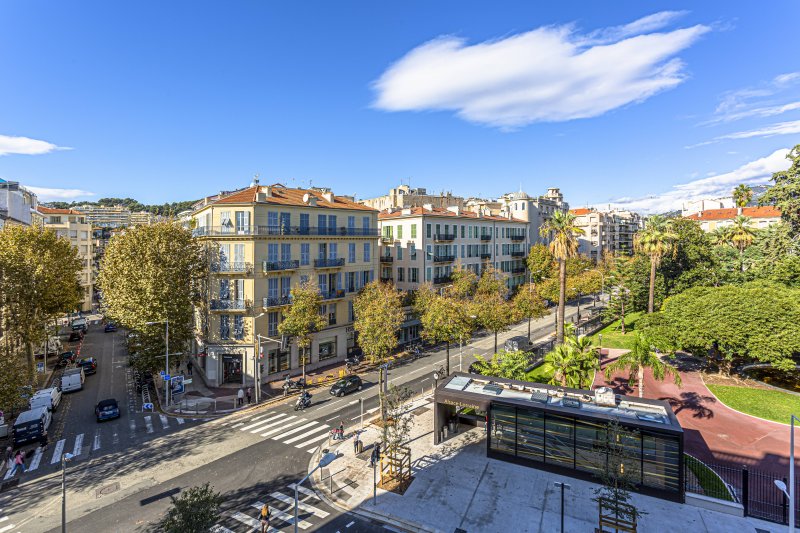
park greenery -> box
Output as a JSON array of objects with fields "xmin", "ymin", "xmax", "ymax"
[
  {"xmin": 97, "ymin": 222, "xmax": 206, "ymax": 373},
  {"xmin": 471, "ymin": 349, "xmax": 531, "ymax": 381},
  {"xmin": 46, "ymin": 196, "xmax": 197, "ymax": 218},
  {"xmin": 415, "ymin": 279, "xmax": 475, "ymax": 376},
  {"xmin": 604, "ymin": 332, "xmax": 681, "ymax": 397},
  {"xmin": 760, "ymin": 144, "xmax": 800, "ymax": 236},
  {"xmin": 544, "ymin": 324, "xmax": 599, "ymax": 389},
  {"xmin": 160, "ymin": 483, "xmax": 222, "ymax": 533},
  {"xmin": 706, "ymin": 384, "xmax": 800, "ymax": 425}
]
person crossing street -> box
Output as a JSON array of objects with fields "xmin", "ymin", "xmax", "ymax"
[{"xmin": 259, "ymin": 502, "xmax": 271, "ymax": 532}]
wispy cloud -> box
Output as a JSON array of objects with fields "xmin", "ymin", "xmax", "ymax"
[
  {"xmin": 601, "ymin": 148, "xmax": 791, "ymax": 214},
  {"xmin": 372, "ymin": 13, "xmax": 709, "ymax": 128},
  {"xmin": 688, "ymin": 119, "xmax": 800, "ymax": 147},
  {"xmin": 704, "ymin": 71, "xmax": 800, "ymax": 125},
  {"xmin": 0, "ymin": 134, "xmax": 70, "ymax": 156},
  {"xmin": 28, "ymin": 186, "xmax": 95, "ymax": 201}
]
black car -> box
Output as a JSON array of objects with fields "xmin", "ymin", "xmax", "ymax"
[
  {"xmin": 95, "ymin": 399, "xmax": 120, "ymax": 422},
  {"xmin": 330, "ymin": 375, "xmax": 362, "ymax": 397},
  {"xmin": 68, "ymin": 331, "xmax": 84, "ymax": 342},
  {"xmin": 77, "ymin": 357, "xmax": 98, "ymax": 375},
  {"xmin": 57, "ymin": 351, "xmax": 77, "ymax": 367},
  {"xmin": 104, "ymin": 322, "xmax": 117, "ymax": 333}
]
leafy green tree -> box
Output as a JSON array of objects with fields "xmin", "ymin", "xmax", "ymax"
[
  {"xmin": 604, "ymin": 332, "xmax": 681, "ymax": 398},
  {"xmin": 353, "ymin": 280, "xmax": 404, "ymax": 421},
  {"xmin": 526, "ymin": 243, "xmax": 555, "ymax": 282},
  {"xmin": 471, "ymin": 350, "xmax": 530, "ymax": 381},
  {"xmin": 760, "ymin": 144, "xmax": 800, "ymax": 237},
  {"xmin": 634, "ymin": 216, "xmax": 677, "ymax": 313},
  {"xmin": 98, "ymin": 222, "xmax": 206, "ymax": 373},
  {"xmin": 160, "ymin": 483, "xmax": 222, "ymax": 533},
  {"xmin": 710, "ymin": 225, "xmax": 733, "ymax": 247},
  {"xmin": 474, "ymin": 266, "xmax": 514, "ymax": 354},
  {"xmin": 415, "ymin": 285, "xmax": 474, "ymax": 376},
  {"xmin": 730, "ymin": 215, "xmax": 757, "ymax": 272},
  {"xmin": 604, "ymin": 255, "xmax": 635, "ymax": 333},
  {"xmin": 732, "ymin": 184, "xmax": 753, "ymax": 214},
  {"xmin": 512, "ymin": 284, "xmax": 548, "ymax": 341},
  {"xmin": 447, "ymin": 266, "xmax": 478, "ymax": 300},
  {"xmin": 0, "ymin": 225, "xmax": 82, "ymax": 378},
  {"xmin": 544, "ymin": 325, "xmax": 598, "ymax": 388},
  {"xmin": 278, "ymin": 280, "xmax": 327, "ymax": 382},
  {"xmin": 539, "ymin": 211, "xmax": 584, "ymax": 343}
]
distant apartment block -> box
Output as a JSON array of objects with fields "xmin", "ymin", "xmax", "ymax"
[
  {"xmin": 684, "ymin": 206, "xmax": 781, "ymax": 232},
  {"xmin": 571, "ymin": 208, "xmax": 643, "ymax": 261},
  {"xmin": 36, "ymin": 206, "xmax": 95, "ymax": 312},
  {"xmin": 0, "ymin": 178, "xmax": 38, "ymax": 228},
  {"xmin": 190, "ymin": 181, "xmax": 379, "ymax": 387},
  {"xmin": 74, "ymin": 204, "xmax": 132, "ymax": 228},
  {"xmin": 360, "ymin": 184, "xmax": 465, "ymax": 211},
  {"xmin": 130, "ymin": 211, "xmax": 155, "ymax": 225},
  {"xmin": 681, "ymin": 197, "xmax": 735, "ymax": 217}
]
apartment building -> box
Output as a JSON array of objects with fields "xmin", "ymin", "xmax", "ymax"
[
  {"xmin": 74, "ymin": 204, "xmax": 132, "ymax": 228},
  {"xmin": 130, "ymin": 211, "xmax": 155, "ymax": 225},
  {"xmin": 571, "ymin": 208, "xmax": 643, "ymax": 261},
  {"xmin": 36, "ymin": 206, "xmax": 94, "ymax": 312},
  {"xmin": 0, "ymin": 178, "xmax": 38, "ymax": 228},
  {"xmin": 190, "ymin": 182, "xmax": 379, "ymax": 387},
  {"xmin": 683, "ymin": 206, "xmax": 781, "ymax": 232},
  {"xmin": 360, "ymin": 184, "xmax": 465, "ymax": 211}
]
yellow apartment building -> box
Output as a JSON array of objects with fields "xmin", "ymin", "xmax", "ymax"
[{"xmin": 190, "ymin": 182, "xmax": 379, "ymax": 387}]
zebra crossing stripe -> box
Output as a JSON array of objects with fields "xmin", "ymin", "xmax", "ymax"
[
  {"xmin": 241, "ymin": 413, "xmax": 289, "ymax": 432},
  {"xmin": 288, "ymin": 483, "xmax": 318, "ymax": 499},
  {"xmin": 259, "ymin": 417, "xmax": 302, "ymax": 437},
  {"xmin": 229, "ymin": 511, "xmax": 259, "ymax": 529},
  {"xmin": 159, "ymin": 414, "xmax": 170, "ymax": 429},
  {"xmin": 209, "ymin": 525, "xmax": 235, "ymax": 533},
  {"xmin": 28, "ymin": 447, "xmax": 43, "ymax": 471},
  {"xmin": 250, "ymin": 502, "xmax": 312, "ymax": 529},
  {"xmin": 2, "ymin": 468, "xmax": 13, "ymax": 481},
  {"xmin": 283, "ymin": 425, "xmax": 329, "ymax": 445},
  {"xmin": 0, "ymin": 516, "xmax": 7, "ymax": 522},
  {"xmin": 72, "ymin": 433, "xmax": 84, "ymax": 456},
  {"xmin": 0, "ymin": 523, "xmax": 13, "ymax": 533},
  {"xmin": 93, "ymin": 433, "xmax": 101, "ymax": 451},
  {"xmin": 295, "ymin": 432, "xmax": 330, "ymax": 450},
  {"xmin": 271, "ymin": 421, "xmax": 317, "ymax": 441},
  {"xmin": 269, "ymin": 491, "xmax": 329, "ymax": 518},
  {"xmin": 176, "ymin": 417, "xmax": 185, "ymax": 425},
  {"xmin": 50, "ymin": 439, "xmax": 65, "ymax": 464},
  {"xmin": 129, "ymin": 418, "xmax": 136, "ymax": 434},
  {"xmin": 144, "ymin": 416, "xmax": 154, "ymax": 434}
]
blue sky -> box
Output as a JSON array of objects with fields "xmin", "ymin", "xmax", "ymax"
[{"xmin": 1, "ymin": 1, "xmax": 798, "ymax": 213}]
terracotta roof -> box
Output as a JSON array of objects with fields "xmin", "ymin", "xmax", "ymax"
[
  {"xmin": 205, "ymin": 185, "xmax": 375, "ymax": 211},
  {"xmin": 570, "ymin": 208, "xmax": 592, "ymax": 215},
  {"xmin": 38, "ymin": 206, "xmax": 84, "ymax": 215},
  {"xmin": 378, "ymin": 206, "xmax": 526, "ymax": 223},
  {"xmin": 685, "ymin": 206, "xmax": 781, "ymax": 221}
]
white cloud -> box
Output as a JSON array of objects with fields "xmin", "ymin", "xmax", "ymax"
[
  {"xmin": 718, "ymin": 119, "xmax": 800, "ymax": 139},
  {"xmin": 601, "ymin": 148, "xmax": 791, "ymax": 214},
  {"xmin": 0, "ymin": 134, "xmax": 69, "ymax": 156},
  {"xmin": 705, "ymin": 71, "xmax": 800, "ymax": 124},
  {"xmin": 28, "ymin": 186, "xmax": 95, "ymax": 201},
  {"xmin": 372, "ymin": 13, "xmax": 709, "ymax": 128}
]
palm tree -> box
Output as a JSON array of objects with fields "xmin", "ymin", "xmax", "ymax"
[
  {"xmin": 539, "ymin": 211, "xmax": 584, "ymax": 343},
  {"xmin": 732, "ymin": 184, "xmax": 753, "ymax": 215},
  {"xmin": 545, "ymin": 343, "xmax": 575, "ymax": 387},
  {"xmin": 730, "ymin": 215, "xmax": 756, "ymax": 272},
  {"xmin": 566, "ymin": 334, "xmax": 600, "ymax": 388},
  {"xmin": 604, "ymin": 333, "xmax": 681, "ymax": 398},
  {"xmin": 634, "ymin": 216, "xmax": 676, "ymax": 313},
  {"xmin": 709, "ymin": 225, "xmax": 733, "ymax": 247}
]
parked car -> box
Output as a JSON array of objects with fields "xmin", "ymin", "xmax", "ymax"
[
  {"xmin": 77, "ymin": 357, "xmax": 97, "ymax": 375},
  {"xmin": 504, "ymin": 335, "xmax": 532, "ymax": 353},
  {"xmin": 61, "ymin": 368, "xmax": 85, "ymax": 392},
  {"xmin": 95, "ymin": 399, "xmax": 120, "ymax": 422},
  {"xmin": 29, "ymin": 387, "xmax": 62, "ymax": 412},
  {"xmin": 330, "ymin": 375, "xmax": 363, "ymax": 397},
  {"xmin": 57, "ymin": 351, "xmax": 77, "ymax": 366},
  {"xmin": 71, "ymin": 317, "xmax": 88, "ymax": 333},
  {"xmin": 12, "ymin": 407, "xmax": 52, "ymax": 447},
  {"xmin": 104, "ymin": 322, "xmax": 117, "ymax": 333},
  {"xmin": 68, "ymin": 331, "xmax": 84, "ymax": 342}
]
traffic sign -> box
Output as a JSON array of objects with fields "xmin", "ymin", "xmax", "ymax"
[
  {"xmin": 171, "ymin": 375, "xmax": 184, "ymax": 395},
  {"xmin": 159, "ymin": 370, "xmax": 166, "ymax": 377},
  {"xmin": 36, "ymin": 362, "xmax": 45, "ymax": 373},
  {"xmin": 163, "ymin": 374, "xmax": 170, "ymax": 381},
  {"xmin": 143, "ymin": 402, "xmax": 154, "ymax": 411}
]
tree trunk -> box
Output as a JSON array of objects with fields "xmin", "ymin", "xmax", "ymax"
[
  {"xmin": 620, "ymin": 298, "xmax": 626, "ymax": 334},
  {"xmin": 557, "ymin": 258, "xmax": 566, "ymax": 344},
  {"xmin": 379, "ymin": 366, "xmax": 386, "ymax": 427},
  {"xmin": 647, "ymin": 257, "xmax": 656, "ymax": 313},
  {"xmin": 494, "ymin": 331, "xmax": 498, "ymax": 355},
  {"xmin": 527, "ymin": 316, "xmax": 531, "ymax": 341},
  {"xmin": 638, "ymin": 366, "xmax": 644, "ymax": 398},
  {"xmin": 739, "ymin": 246, "xmax": 745, "ymax": 273},
  {"xmin": 445, "ymin": 341, "xmax": 450, "ymax": 376}
]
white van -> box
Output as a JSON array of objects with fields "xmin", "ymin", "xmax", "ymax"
[
  {"xmin": 37, "ymin": 336, "xmax": 63, "ymax": 356},
  {"xmin": 12, "ymin": 407, "xmax": 52, "ymax": 447},
  {"xmin": 61, "ymin": 367, "xmax": 85, "ymax": 392},
  {"xmin": 71, "ymin": 318, "xmax": 88, "ymax": 332},
  {"xmin": 29, "ymin": 387, "xmax": 62, "ymax": 412}
]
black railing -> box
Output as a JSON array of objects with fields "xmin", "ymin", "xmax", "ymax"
[
  {"xmin": 434, "ymin": 233, "xmax": 456, "ymax": 242},
  {"xmin": 193, "ymin": 226, "xmax": 379, "ymax": 237},
  {"xmin": 480, "ymin": 234, "xmax": 491, "ymax": 241},
  {"xmin": 314, "ymin": 258, "xmax": 345, "ymax": 268},
  {"xmin": 210, "ymin": 299, "xmax": 249, "ymax": 310},
  {"xmin": 480, "ymin": 253, "xmax": 492, "ymax": 260},
  {"xmin": 263, "ymin": 296, "xmax": 291, "ymax": 307},
  {"xmin": 433, "ymin": 275, "xmax": 452, "ymax": 285},
  {"xmin": 433, "ymin": 255, "xmax": 455, "ymax": 263},
  {"xmin": 322, "ymin": 289, "xmax": 345, "ymax": 300},
  {"xmin": 511, "ymin": 267, "xmax": 526, "ymax": 274},
  {"xmin": 262, "ymin": 260, "xmax": 300, "ymax": 272},
  {"xmin": 380, "ymin": 276, "xmax": 393, "ymax": 282},
  {"xmin": 211, "ymin": 262, "xmax": 253, "ymax": 273},
  {"xmin": 510, "ymin": 251, "xmax": 525, "ymax": 257},
  {"xmin": 380, "ymin": 256, "xmax": 394, "ymax": 263},
  {"xmin": 510, "ymin": 235, "xmax": 525, "ymax": 241}
]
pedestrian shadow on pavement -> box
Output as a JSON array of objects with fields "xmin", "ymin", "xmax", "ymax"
[{"xmin": 660, "ymin": 391, "xmax": 716, "ymax": 419}]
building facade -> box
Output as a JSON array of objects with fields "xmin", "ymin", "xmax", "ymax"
[
  {"xmin": 360, "ymin": 184, "xmax": 465, "ymax": 212},
  {"xmin": 190, "ymin": 182, "xmax": 379, "ymax": 387},
  {"xmin": 571, "ymin": 208, "xmax": 643, "ymax": 261},
  {"xmin": 130, "ymin": 211, "xmax": 155, "ymax": 225},
  {"xmin": 683, "ymin": 206, "xmax": 782, "ymax": 232},
  {"xmin": 74, "ymin": 204, "xmax": 132, "ymax": 228},
  {"xmin": 0, "ymin": 179, "xmax": 38, "ymax": 228},
  {"xmin": 36, "ymin": 207, "xmax": 95, "ymax": 312}
]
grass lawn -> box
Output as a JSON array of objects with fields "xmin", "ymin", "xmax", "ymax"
[
  {"xmin": 586, "ymin": 311, "xmax": 643, "ymax": 350},
  {"xmin": 685, "ymin": 454, "xmax": 734, "ymax": 501},
  {"xmin": 526, "ymin": 362, "xmax": 555, "ymax": 384},
  {"xmin": 706, "ymin": 384, "xmax": 800, "ymax": 425}
]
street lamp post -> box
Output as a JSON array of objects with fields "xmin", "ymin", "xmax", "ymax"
[
  {"xmin": 775, "ymin": 414, "xmax": 800, "ymax": 531},
  {"xmin": 554, "ymin": 481, "xmax": 571, "ymax": 533},
  {"xmin": 295, "ymin": 452, "xmax": 337, "ymax": 533},
  {"xmin": 61, "ymin": 452, "xmax": 74, "ymax": 533},
  {"xmin": 146, "ymin": 319, "xmax": 169, "ymax": 406}
]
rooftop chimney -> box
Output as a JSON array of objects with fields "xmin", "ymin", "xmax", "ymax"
[
  {"xmin": 322, "ymin": 191, "xmax": 334, "ymax": 203},
  {"xmin": 422, "ymin": 203, "xmax": 433, "ymax": 211},
  {"xmin": 447, "ymin": 206, "xmax": 460, "ymax": 215}
]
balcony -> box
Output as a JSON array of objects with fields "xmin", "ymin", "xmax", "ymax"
[
  {"xmin": 511, "ymin": 266, "xmax": 526, "ymax": 274},
  {"xmin": 433, "ymin": 233, "xmax": 456, "ymax": 242},
  {"xmin": 322, "ymin": 289, "xmax": 345, "ymax": 300},
  {"xmin": 433, "ymin": 255, "xmax": 456, "ymax": 263},
  {"xmin": 263, "ymin": 296, "xmax": 291, "ymax": 308},
  {"xmin": 480, "ymin": 253, "xmax": 492, "ymax": 260},
  {"xmin": 262, "ymin": 260, "xmax": 300, "ymax": 272},
  {"xmin": 380, "ymin": 256, "xmax": 394, "ymax": 263},
  {"xmin": 511, "ymin": 251, "xmax": 525, "ymax": 257},
  {"xmin": 314, "ymin": 258, "xmax": 345, "ymax": 269},
  {"xmin": 211, "ymin": 262, "xmax": 253, "ymax": 274},
  {"xmin": 433, "ymin": 275, "xmax": 452, "ymax": 285},
  {"xmin": 510, "ymin": 235, "xmax": 525, "ymax": 242},
  {"xmin": 192, "ymin": 226, "xmax": 380, "ymax": 238},
  {"xmin": 380, "ymin": 236, "xmax": 395, "ymax": 244},
  {"xmin": 210, "ymin": 299, "xmax": 250, "ymax": 311},
  {"xmin": 193, "ymin": 226, "xmax": 254, "ymax": 237},
  {"xmin": 380, "ymin": 276, "xmax": 393, "ymax": 283},
  {"xmin": 480, "ymin": 234, "xmax": 491, "ymax": 241}
]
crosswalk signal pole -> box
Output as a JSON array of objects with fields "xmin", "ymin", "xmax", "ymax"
[{"xmin": 360, "ymin": 397, "xmax": 364, "ymax": 431}]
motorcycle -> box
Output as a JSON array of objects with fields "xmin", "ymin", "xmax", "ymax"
[
  {"xmin": 282, "ymin": 376, "xmax": 306, "ymax": 396},
  {"xmin": 294, "ymin": 393, "xmax": 312, "ymax": 411}
]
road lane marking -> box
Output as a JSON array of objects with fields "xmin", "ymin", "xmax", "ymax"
[
  {"xmin": 295, "ymin": 432, "xmax": 330, "ymax": 450},
  {"xmin": 129, "ymin": 418, "xmax": 136, "ymax": 434},
  {"xmin": 28, "ymin": 447, "xmax": 43, "ymax": 471},
  {"xmin": 325, "ymin": 414, "xmax": 342, "ymax": 422},
  {"xmin": 283, "ymin": 425, "xmax": 329, "ymax": 444},
  {"xmin": 271, "ymin": 421, "xmax": 317, "ymax": 440},
  {"xmin": 250, "ymin": 502, "xmax": 312, "ymax": 529},
  {"xmin": 255, "ymin": 416, "xmax": 300, "ymax": 436},
  {"xmin": 209, "ymin": 525, "xmax": 235, "ymax": 533},
  {"xmin": 144, "ymin": 416, "xmax": 154, "ymax": 434},
  {"xmin": 270, "ymin": 491, "xmax": 329, "ymax": 518},
  {"xmin": 72, "ymin": 433, "xmax": 84, "ymax": 456},
  {"xmin": 113, "ymin": 432, "xmax": 119, "ymax": 445},
  {"xmin": 288, "ymin": 483, "xmax": 318, "ymax": 499},
  {"xmin": 0, "ymin": 523, "xmax": 13, "ymax": 533},
  {"xmin": 229, "ymin": 511, "xmax": 259, "ymax": 529},
  {"xmin": 159, "ymin": 414, "xmax": 170, "ymax": 429},
  {"xmin": 347, "ymin": 521, "xmax": 355, "ymax": 528},
  {"xmin": 176, "ymin": 417, "xmax": 184, "ymax": 425},
  {"xmin": 347, "ymin": 399, "xmax": 359, "ymax": 405},
  {"xmin": 93, "ymin": 432, "xmax": 101, "ymax": 451},
  {"xmin": 241, "ymin": 413, "xmax": 288, "ymax": 432},
  {"xmin": 50, "ymin": 439, "xmax": 65, "ymax": 464}
]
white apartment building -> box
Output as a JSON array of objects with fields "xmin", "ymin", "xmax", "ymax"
[
  {"xmin": 360, "ymin": 184, "xmax": 465, "ymax": 212},
  {"xmin": 190, "ymin": 182, "xmax": 379, "ymax": 387},
  {"xmin": 683, "ymin": 206, "xmax": 781, "ymax": 232},
  {"xmin": 130, "ymin": 211, "xmax": 155, "ymax": 225},
  {"xmin": 571, "ymin": 208, "xmax": 643, "ymax": 261},
  {"xmin": 0, "ymin": 179, "xmax": 38, "ymax": 228},
  {"xmin": 74, "ymin": 204, "xmax": 132, "ymax": 228},
  {"xmin": 36, "ymin": 206, "xmax": 94, "ymax": 312}
]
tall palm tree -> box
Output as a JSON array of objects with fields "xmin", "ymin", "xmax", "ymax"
[
  {"xmin": 545, "ymin": 343, "xmax": 576, "ymax": 387},
  {"xmin": 604, "ymin": 333, "xmax": 681, "ymax": 398},
  {"xmin": 730, "ymin": 215, "xmax": 756, "ymax": 272},
  {"xmin": 566, "ymin": 334, "xmax": 600, "ymax": 388},
  {"xmin": 634, "ymin": 216, "xmax": 676, "ymax": 313},
  {"xmin": 732, "ymin": 184, "xmax": 753, "ymax": 215},
  {"xmin": 539, "ymin": 211, "xmax": 584, "ymax": 343},
  {"xmin": 709, "ymin": 225, "xmax": 733, "ymax": 247}
]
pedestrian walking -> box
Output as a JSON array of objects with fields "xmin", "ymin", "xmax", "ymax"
[
  {"xmin": 353, "ymin": 433, "xmax": 360, "ymax": 454},
  {"xmin": 186, "ymin": 360, "xmax": 193, "ymax": 376},
  {"xmin": 4, "ymin": 446, "xmax": 13, "ymax": 472},
  {"xmin": 259, "ymin": 502, "xmax": 271, "ymax": 533},
  {"xmin": 338, "ymin": 420, "xmax": 345, "ymax": 439},
  {"xmin": 369, "ymin": 444, "xmax": 378, "ymax": 468},
  {"xmin": 11, "ymin": 450, "xmax": 26, "ymax": 476},
  {"xmin": 237, "ymin": 387, "xmax": 244, "ymax": 407},
  {"xmin": 246, "ymin": 387, "xmax": 252, "ymax": 404}
]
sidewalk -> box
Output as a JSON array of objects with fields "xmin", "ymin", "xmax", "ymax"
[{"xmin": 309, "ymin": 395, "xmax": 781, "ymax": 533}]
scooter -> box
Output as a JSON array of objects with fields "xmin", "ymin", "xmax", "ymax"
[
  {"xmin": 283, "ymin": 376, "xmax": 306, "ymax": 396},
  {"xmin": 294, "ymin": 393, "xmax": 312, "ymax": 411}
]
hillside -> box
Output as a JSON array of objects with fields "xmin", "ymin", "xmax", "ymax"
[{"xmin": 44, "ymin": 197, "xmax": 197, "ymax": 217}]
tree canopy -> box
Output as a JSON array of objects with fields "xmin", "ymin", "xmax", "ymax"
[
  {"xmin": 278, "ymin": 279, "xmax": 328, "ymax": 368},
  {"xmin": 353, "ymin": 280, "xmax": 404, "ymax": 364},
  {"xmin": 760, "ymin": 144, "xmax": 800, "ymax": 237}
]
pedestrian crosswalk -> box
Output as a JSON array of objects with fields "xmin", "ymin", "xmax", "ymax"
[
  {"xmin": 0, "ymin": 509, "xmax": 15, "ymax": 533},
  {"xmin": 223, "ymin": 411, "xmax": 333, "ymax": 453},
  {"xmin": 211, "ymin": 485, "xmax": 330, "ymax": 532}
]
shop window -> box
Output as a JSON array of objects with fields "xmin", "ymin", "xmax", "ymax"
[{"xmin": 319, "ymin": 339, "xmax": 337, "ymax": 361}]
